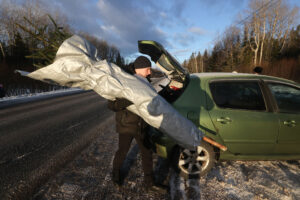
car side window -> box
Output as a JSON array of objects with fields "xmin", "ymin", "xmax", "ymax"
[
  {"xmin": 210, "ymin": 81, "xmax": 266, "ymax": 111},
  {"xmin": 268, "ymin": 83, "xmax": 300, "ymax": 113}
]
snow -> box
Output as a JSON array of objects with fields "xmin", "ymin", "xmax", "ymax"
[
  {"xmin": 30, "ymin": 116, "xmax": 300, "ymax": 199},
  {"xmin": 0, "ymin": 88, "xmax": 84, "ymax": 108}
]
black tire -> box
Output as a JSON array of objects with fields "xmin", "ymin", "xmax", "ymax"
[{"xmin": 172, "ymin": 142, "xmax": 215, "ymax": 179}]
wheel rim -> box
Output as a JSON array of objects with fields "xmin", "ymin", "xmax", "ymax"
[{"xmin": 178, "ymin": 146, "xmax": 210, "ymax": 175}]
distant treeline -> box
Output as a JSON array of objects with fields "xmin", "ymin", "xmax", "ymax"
[
  {"xmin": 0, "ymin": 0, "xmax": 126, "ymax": 96},
  {"xmin": 183, "ymin": 0, "xmax": 300, "ymax": 82}
]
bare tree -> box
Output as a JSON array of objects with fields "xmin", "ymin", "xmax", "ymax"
[
  {"xmin": 265, "ymin": 0, "xmax": 298, "ymax": 58},
  {"xmin": 223, "ymin": 26, "xmax": 241, "ymax": 70},
  {"xmin": 246, "ymin": 0, "xmax": 269, "ymax": 66},
  {"xmin": 246, "ymin": 0, "xmax": 299, "ymax": 65},
  {"xmin": 258, "ymin": 1, "xmax": 268, "ymax": 65}
]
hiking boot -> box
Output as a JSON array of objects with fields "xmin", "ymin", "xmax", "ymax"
[{"xmin": 146, "ymin": 183, "xmax": 168, "ymax": 194}]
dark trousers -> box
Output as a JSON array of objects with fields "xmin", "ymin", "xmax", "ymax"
[{"xmin": 113, "ymin": 133, "xmax": 154, "ymax": 185}]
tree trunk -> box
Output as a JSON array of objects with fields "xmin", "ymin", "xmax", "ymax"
[
  {"xmin": 194, "ymin": 57, "xmax": 198, "ymax": 73},
  {"xmin": 0, "ymin": 43, "xmax": 5, "ymax": 58},
  {"xmin": 254, "ymin": 48, "xmax": 258, "ymax": 66},
  {"xmin": 259, "ymin": 20, "xmax": 266, "ymax": 65}
]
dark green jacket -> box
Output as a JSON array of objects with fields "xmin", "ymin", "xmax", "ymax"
[{"xmin": 107, "ymin": 98, "xmax": 146, "ymax": 135}]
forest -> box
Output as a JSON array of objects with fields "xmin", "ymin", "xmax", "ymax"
[
  {"xmin": 0, "ymin": 0, "xmax": 126, "ymax": 96},
  {"xmin": 183, "ymin": 0, "xmax": 300, "ymax": 82}
]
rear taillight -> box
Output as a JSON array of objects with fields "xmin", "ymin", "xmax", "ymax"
[{"xmin": 170, "ymin": 86, "xmax": 180, "ymax": 91}]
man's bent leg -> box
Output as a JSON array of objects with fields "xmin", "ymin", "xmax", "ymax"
[
  {"xmin": 134, "ymin": 134, "xmax": 154, "ymax": 186},
  {"xmin": 112, "ymin": 134, "xmax": 133, "ymax": 185}
]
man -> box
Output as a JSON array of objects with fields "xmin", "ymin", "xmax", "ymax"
[
  {"xmin": 253, "ymin": 66, "xmax": 263, "ymax": 75},
  {"xmin": 0, "ymin": 84, "xmax": 6, "ymax": 98},
  {"xmin": 108, "ymin": 56, "xmax": 166, "ymax": 193}
]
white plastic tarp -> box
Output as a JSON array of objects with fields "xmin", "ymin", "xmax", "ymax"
[{"xmin": 26, "ymin": 35, "xmax": 203, "ymax": 149}]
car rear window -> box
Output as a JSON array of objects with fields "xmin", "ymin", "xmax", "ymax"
[
  {"xmin": 210, "ymin": 81, "xmax": 266, "ymax": 111},
  {"xmin": 268, "ymin": 83, "xmax": 300, "ymax": 113}
]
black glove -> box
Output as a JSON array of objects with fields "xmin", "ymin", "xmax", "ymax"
[
  {"xmin": 107, "ymin": 98, "xmax": 133, "ymax": 111},
  {"xmin": 116, "ymin": 98, "xmax": 133, "ymax": 109}
]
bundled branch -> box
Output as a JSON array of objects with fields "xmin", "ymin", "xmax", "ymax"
[{"xmin": 16, "ymin": 15, "xmax": 71, "ymax": 68}]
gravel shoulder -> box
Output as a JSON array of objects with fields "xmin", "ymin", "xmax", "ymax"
[
  {"xmin": 33, "ymin": 117, "xmax": 300, "ymax": 200},
  {"xmin": 33, "ymin": 116, "xmax": 168, "ymax": 200}
]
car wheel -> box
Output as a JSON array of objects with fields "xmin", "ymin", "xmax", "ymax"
[{"xmin": 172, "ymin": 142, "xmax": 215, "ymax": 179}]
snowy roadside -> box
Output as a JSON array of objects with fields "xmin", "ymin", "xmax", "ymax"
[
  {"xmin": 33, "ymin": 117, "xmax": 170, "ymax": 200},
  {"xmin": 199, "ymin": 160, "xmax": 300, "ymax": 200},
  {"xmin": 0, "ymin": 88, "xmax": 86, "ymax": 108},
  {"xmin": 32, "ymin": 117, "xmax": 300, "ymax": 200}
]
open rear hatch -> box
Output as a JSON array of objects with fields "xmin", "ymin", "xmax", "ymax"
[{"xmin": 138, "ymin": 40, "xmax": 189, "ymax": 102}]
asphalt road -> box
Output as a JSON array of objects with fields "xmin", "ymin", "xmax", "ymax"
[{"xmin": 0, "ymin": 91, "xmax": 112, "ymax": 199}]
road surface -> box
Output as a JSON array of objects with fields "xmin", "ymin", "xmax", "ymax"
[{"xmin": 0, "ymin": 91, "xmax": 112, "ymax": 199}]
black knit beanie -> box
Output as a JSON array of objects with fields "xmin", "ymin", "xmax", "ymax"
[
  {"xmin": 134, "ymin": 56, "xmax": 151, "ymax": 69},
  {"xmin": 253, "ymin": 66, "xmax": 263, "ymax": 73}
]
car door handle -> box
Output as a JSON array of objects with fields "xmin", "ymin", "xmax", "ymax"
[
  {"xmin": 217, "ymin": 117, "xmax": 232, "ymax": 124},
  {"xmin": 283, "ymin": 120, "xmax": 296, "ymax": 127}
]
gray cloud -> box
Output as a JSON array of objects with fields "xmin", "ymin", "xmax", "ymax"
[
  {"xmin": 158, "ymin": 0, "xmax": 189, "ymax": 28},
  {"xmin": 199, "ymin": 0, "xmax": 247, "ymax": 14},
  {"xmin": 170, "ymin": 0, "xmax": 186, "ymax": 18},
  {"xmin": 171, "ymin": 48, "xmax": 191, "ymax": 56},
  {"xmin": 24, "ymin": 0, "xmax": 196, "ymax": 57},
  {"xmin": 38, "ymin": 0, "xmax": 173, "ymax": 56},
  {"xmin": 173, "ymin": 32, "xmax": 195, "ymax": 47},
  {"xmin": 95, "ymin": 0, "xmax": 168, "ymax": 55},
  {"xmin": 39, "ymin": 0, "xmax": 102, "ymax": 34},
  {"xmin": 188, "ymin": 26, "xmax": 206, "ymax": 35},
  {"xmin": 200, "ymin": 0, "xmax": 246, "ymax": 7}
]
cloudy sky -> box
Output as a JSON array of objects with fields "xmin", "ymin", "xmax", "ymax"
[{"xmin": 7, "ymin": 0, "xmax": 300, "ymax": 63}]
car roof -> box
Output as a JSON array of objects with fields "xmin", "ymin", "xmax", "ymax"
[{"xmin": 191, "ymin": 72, "xmax": 298, "ymax": 85}]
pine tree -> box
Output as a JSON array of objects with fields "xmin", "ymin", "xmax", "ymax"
[
  {"xmin": 10, "ymin": 32, "xmax": 30, "ymax": 65},
  {"xmin": 241, "ymin": 25, "xmax": 253, "ymax": 71},
  {"xmin": 284, "ymin": 25, "xmax": 300, "ymax": 58},
  {"xmin": 202, "ymin": 50, "xmax": 209, "ymax": 72},
  {"xmin": 196, "ymin": 52, "xmax": 202, "ymax": 72},
  {"xmin": 16, "ymin": 15, "xmax": 72, "ymax": 68}
]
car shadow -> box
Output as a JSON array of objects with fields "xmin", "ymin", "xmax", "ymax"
[
  {"xmin": 187, "ymin": 76, "xmax": 216, "ymax": 135},
  {"xmin": 276, "ymin": 161, "xmax": 300, "ymax": 184},
  {"xmin": 147, "ymin": 75, "xmax": 217, "ymax": 147}
]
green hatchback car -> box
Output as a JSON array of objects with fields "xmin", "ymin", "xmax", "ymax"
[{"xmin": 139, "ymin": 40, "xmax": 300, "ymax": 178}]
